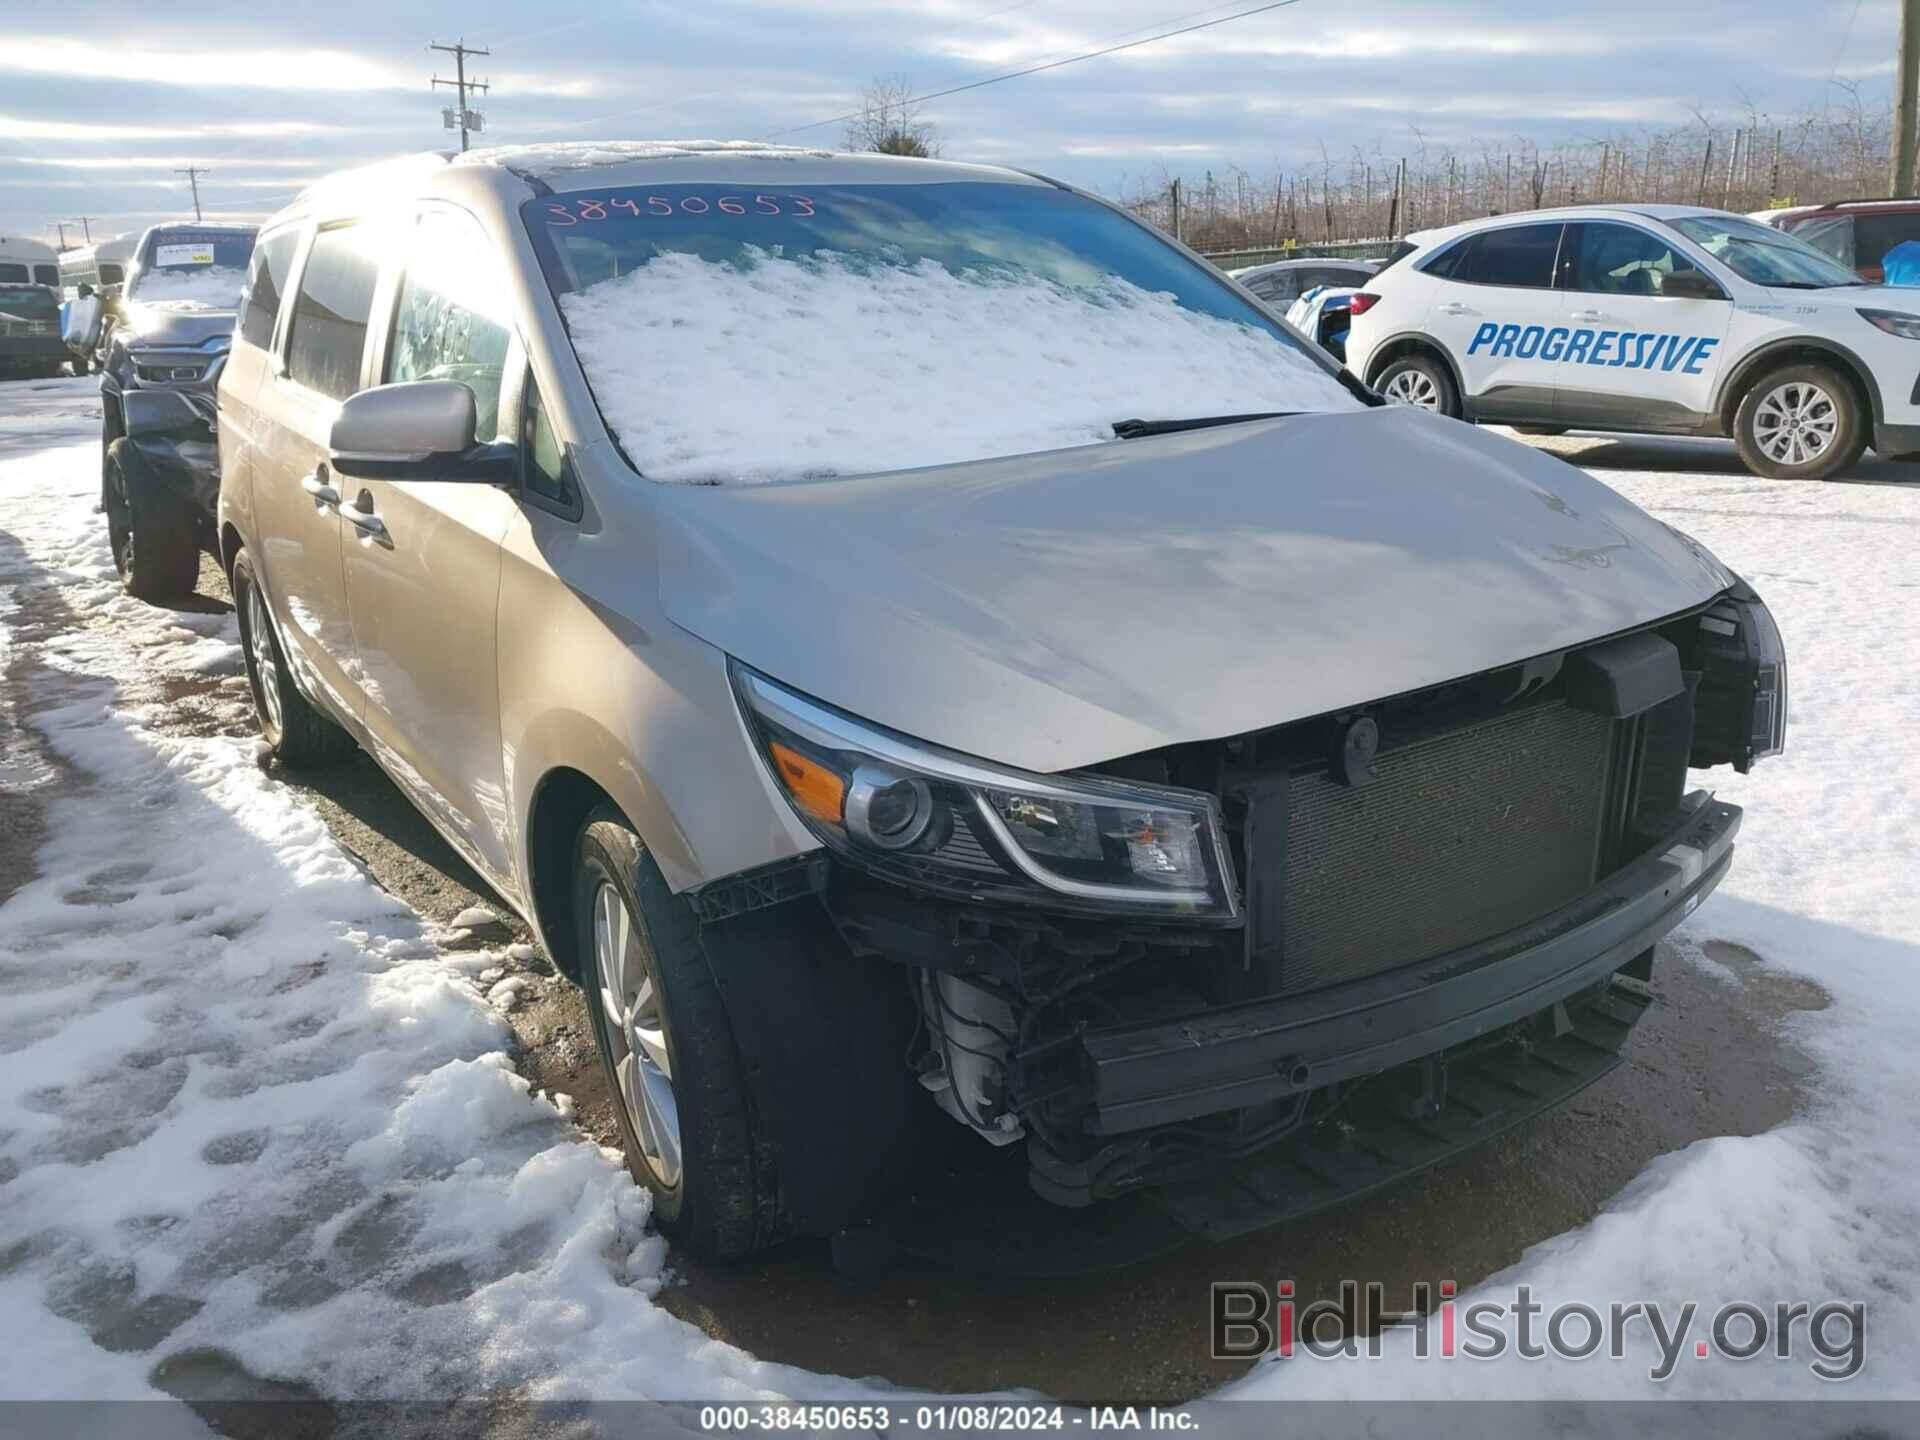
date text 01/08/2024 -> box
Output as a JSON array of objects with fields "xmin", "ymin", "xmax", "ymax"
[{"xmin": 696, "ymin": 1404, "xmax": 1201, "ymax": 1431}]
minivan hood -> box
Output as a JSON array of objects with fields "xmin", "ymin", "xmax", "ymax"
[
  {"xmin": 655, "ymin": 407, "xmax": 1732, "ymax": 774},
  {"xmin": 125, "ymin": 305, "xmax": 235, "ymax": 346}
]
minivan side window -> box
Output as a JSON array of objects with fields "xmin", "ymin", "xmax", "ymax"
[
  {"xmin": 239, "ymin": 229, "xmax": 300, "ymax": 351},
  {"xmin": 521, "ymin": 383, "xmax": 578, "ymax": 513},
  {"xmin": 386, "ymin": 208, "xmax": 513, "ymax": 442},
  {"xmin": 1561, "ymin": 223, "xmax": 1704, "ymax": 297},
  {"xmin": 284, "ymin": 225, "xmax": 380, "ymax": 402},
  {"xmin": 1456, "ymin": 223, "xmax": 1563, "ymax": 288}
]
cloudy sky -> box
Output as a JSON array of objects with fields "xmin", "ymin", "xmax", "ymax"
[{"xmin": 0, "ymin": 0, "xmax": 1897, "ymax": 244}]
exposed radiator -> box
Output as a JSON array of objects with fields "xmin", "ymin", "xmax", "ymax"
[{"xmin": 1276, "ymin": 701, "xmax": 1616, "ymax": 995}]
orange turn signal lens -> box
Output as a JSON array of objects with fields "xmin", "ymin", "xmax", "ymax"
[{"xmin": 768, "ymin": 741, "xmax": 846, "ymax": 825}]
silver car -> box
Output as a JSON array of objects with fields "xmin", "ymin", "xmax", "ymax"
[{"xmin": 218, "ymin": 144, "xmax": 1785, "ymax": 1261}]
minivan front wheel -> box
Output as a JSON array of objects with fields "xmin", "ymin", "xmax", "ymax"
[
  {"xmin": 230, "ymin": 546, "xmax": 356, "ymax": 768},
  {"xmin": 574, "ymin": 809, "xmax": 775, "ymax": 1259},
  {"xmin": 1375, "ymin": 353, "xmax": 1461, "ymax": 418}
]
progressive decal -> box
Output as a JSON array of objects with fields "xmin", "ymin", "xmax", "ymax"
[{"xmin": 1465, "ymin": 322, "xmax": 1720, "ymax": 373}]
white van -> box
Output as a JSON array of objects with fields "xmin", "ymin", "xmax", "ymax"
[
  {"xmin": 0, "ymin": 235, "xmax": 61, "ymax": 290},
  {"xmin": 59, "ymin": 234, "xmax": 136, "ymax": 295}
]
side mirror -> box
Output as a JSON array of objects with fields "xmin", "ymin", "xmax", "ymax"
[
  {"xmin": 1660, "ymin": 269, "xmax": 1727, "ymax": 301},
  {"xmin": 329, "ymin": 380, "xmax": 514, "ymax": 484}
]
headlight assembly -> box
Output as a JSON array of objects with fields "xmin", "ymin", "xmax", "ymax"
[
  {"xmin": 732, "ymin": 665, "xmax": 1239, "ymax": 921},
  {"xmin": 1690, "ymin": 583, "xmax": 1787, "ymax": 773},
  {"xmin": 1859, "ymin": 307, "xmax": 1920, "ymax": 340}
]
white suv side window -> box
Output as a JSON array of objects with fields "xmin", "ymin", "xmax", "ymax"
[{"xmin": 1561, "ymin": 222, "xmax": 1704, "ymax": 298}]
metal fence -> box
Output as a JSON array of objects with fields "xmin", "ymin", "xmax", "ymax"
[{"xmin": 1197, "ymin": 240, "xmax": 1391, "ymax": 268}]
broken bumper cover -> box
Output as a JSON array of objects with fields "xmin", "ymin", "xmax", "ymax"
[{"xmin": 1031, "ymin": 794, "xmax": 1738, "ymax": 1221}]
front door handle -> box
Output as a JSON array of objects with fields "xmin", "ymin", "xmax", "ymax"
[
  {"xmin": 341, "ymin": 497, "xmax": 387, "ymax": 540},
  {"xmin": 1436, "ymin": 301, "xmax": 1476, "ymax": 316},
  {"xmin": 342, "ymin": 506, "xmax": 387, "ymax": 540},
  {"xmin": 301, "ymin": 469, "xmax": 340, "ymax": 507},
  {"xmin": 1570, "ymin": 308, "xmax": 1606, "ymax": 322}
]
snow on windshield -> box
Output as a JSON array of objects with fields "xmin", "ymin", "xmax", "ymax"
[
  {"xmin": 130, "ymin": 264, "xmax": 246, "ymax": 311},
  {"xmin": 561, "ymin": 249, "xmax": 1359, "ymax": 484}
]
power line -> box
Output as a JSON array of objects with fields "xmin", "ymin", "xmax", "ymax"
[
  {"xmin": 431, "ymin": 39, "xmax": 491, "ymax": 153},
  {"xmin": 768, "ymin": 0, "xmax": 1306, "ymax": 138}
]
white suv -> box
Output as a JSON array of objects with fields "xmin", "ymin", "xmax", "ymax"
[{"xmin": 1345, "ymin": 204, "xmax": 1920, "ymax": 479}]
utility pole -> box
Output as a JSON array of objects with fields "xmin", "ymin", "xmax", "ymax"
[
  {"xmin": 174, "ymin": 166, "xmax": 207, "ymax": 221},
  {"xmin": 75, "ymin": 216, "xmax": 93, "ymax": 243},
  {"xmin": 1895, "ymin": 0, "xmax": 1919, "ymax": 195},
  {"xmin": 53, "ymin": 221, "xmax": 71, "ymax": 249},
  {"xmin": 1169, "ymin": 177, "xmax": 1181, "ymax": 243},
  {"xmin": 431, "ymin": 39, "xmax": 491, "ymax": 153}
]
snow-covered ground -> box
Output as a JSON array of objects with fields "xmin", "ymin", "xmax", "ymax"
[
  {"xmin": 0, "ymin": 381, "xmax": 893, "ymax": 1409},
  {"xmin": 2, "ymin": 377, "xmax": 1917, "ymax": 1413}
]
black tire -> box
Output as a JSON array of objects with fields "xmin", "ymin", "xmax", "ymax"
[
  {"xmin": 1374, "ymin": 352, "xmax": 1462, "ymax": 418},
  {"xmin": 103, "ymin": 439, "xmax": 200, "ymax": 602},
  {"xmin": 574, "ymin": 809, "xmax": 776, "ymax": 1259},
  {"xmin": 1732, "ymin": 363, "xmax": 1868, "ymax": 480},
  {"xmin": 230, "ymin": 546, "xmax": 356, "ymax": 768}
]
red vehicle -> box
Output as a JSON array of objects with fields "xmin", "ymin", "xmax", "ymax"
[{"xmin": 1775, "ymin": 198, "xmax": 1920, "ymax": 283}]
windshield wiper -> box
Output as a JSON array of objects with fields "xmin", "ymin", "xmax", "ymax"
[
  {"xmin": 1112, "ymin": 411, "xmax": 1297, "ymax": 439},
  {"xmin": 1770, "ymin": 280, "xmax": 1862, "ymax": 289}
]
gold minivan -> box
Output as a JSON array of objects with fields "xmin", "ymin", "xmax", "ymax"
[{"xmin": 219, "ymin": 142, "xmax": 1781, "ymax": 1262}]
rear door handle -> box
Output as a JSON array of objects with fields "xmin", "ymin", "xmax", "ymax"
[
  {"xmin": 1570, "ymin": 309, "xmax": 1606, "ymax": 322},
  {"xmin": 300, "ymin": 470, "xmax": 340, "ymax": 507},
  {"xmin": 1436, "ymin": 302, "xmax": 1476, "ymax": 316}
]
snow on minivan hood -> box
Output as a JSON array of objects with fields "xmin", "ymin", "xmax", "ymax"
[
  {"xmin": 655, "ymin": 405, "xmax": 1736, "ymax": 774},
  {"xmin": 561, "ymin": 249, "xmax": 1358, "ymax": 484}
]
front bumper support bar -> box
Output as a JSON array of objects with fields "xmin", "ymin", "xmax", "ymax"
[{"xmin": 1079, "ymin": 795, "xmax": 1739, "ymax": 1135}]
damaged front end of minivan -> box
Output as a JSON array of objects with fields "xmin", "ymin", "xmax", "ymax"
[{"xmin": 705, "ymin": 582, "xmax": 1785, "ymax": 1246}]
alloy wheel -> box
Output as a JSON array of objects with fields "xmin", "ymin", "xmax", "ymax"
[
  {"xmin": 243, "ymin": 580, "xmax": 284, "ymax": 735},
  {"xmin": 1753, "ymin": 380, "xmax": 1838, "ymax": 467},
  {"xmin": 1382, "ymin": 368, "xmax": 1441, "ymax": 410},
  {"xmin": 593, "ymin": 880, "xmax": 682, "ymax": 1189}
]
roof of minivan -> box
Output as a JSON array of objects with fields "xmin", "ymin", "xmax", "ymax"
[{"xmin": 273, "ymin": 141, "xmax": 1053, "ymax": 229}]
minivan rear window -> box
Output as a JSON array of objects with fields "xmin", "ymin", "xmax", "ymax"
[
  {"xmin": 525, "ymin": 180, "xmax": 1357, "ymax": 484},
  {"xmin": 239, "ymin": 230, "xmax": 299, "ymax": 351}
]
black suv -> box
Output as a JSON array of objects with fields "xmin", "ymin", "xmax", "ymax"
[
  {"xmin": 0, "ymin": 283, "xmax": 67, "ymax": 379},
  {"xmin": 98, "ymin": 223, "xmax": 257, "ymax": 600}
]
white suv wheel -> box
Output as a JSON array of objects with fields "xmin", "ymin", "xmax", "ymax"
[
  {"xmin": 1752, "ymin": 379, "xmax": 1838, "ymax": 467},
  {"xmin": 1382, "ymin": 369, "xmax": 1441, "ymax": 410}
]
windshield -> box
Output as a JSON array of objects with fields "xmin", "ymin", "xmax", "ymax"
[
  {"xmin": 1670, "ymin": 215, "xmax": 1862, "ymax": 288},
  {"xmin": 525, "ymin": 179, "xmax": 1356, "ymax": 484},
  {"xmin": 0, "ymin": 285, "xmax": 58, "ymax": 320},
  {"xmin": 129, "ymin": 229, "xmax": 255, "ymax": 309}
]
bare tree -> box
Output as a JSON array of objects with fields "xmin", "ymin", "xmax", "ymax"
[{"xmin": 845, "ymin": 75, "xmax": 941, "ymax": 157}]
